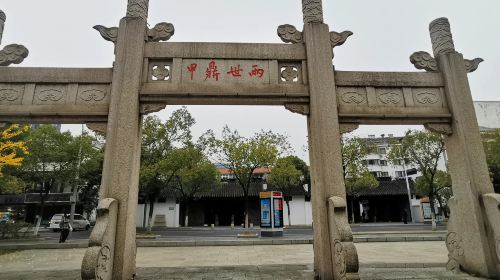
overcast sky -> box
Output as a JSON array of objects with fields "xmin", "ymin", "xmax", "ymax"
[{"xmin": 2, "ymin": 0, "xmax": 499, "ymax": 162}]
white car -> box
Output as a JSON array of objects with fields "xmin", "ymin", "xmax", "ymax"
[{"xmin": 48, "ymin": 214, "xmax": 91, "ymax": 231}]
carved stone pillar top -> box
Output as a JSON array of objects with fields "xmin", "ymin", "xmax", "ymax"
[
  {"xmin": 0, "ymin": 10, "xmax": 6, "ymax": 46},
  {"xmin": 126, "ymin": 0, "xmax": 149, "ymax": 21},
  {"xmin": 429, "ymin": 17, "xmax": 455, "ymax": 56},
  {"xmin": 302, "ymin": 0, "xmax": 324, "ymax": 24}
]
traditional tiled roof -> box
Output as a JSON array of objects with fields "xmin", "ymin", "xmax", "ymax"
[
  {"xmin": 197, "ymin": 181, "xmax": 306, "ymax": 198},
  {"xmin": 356, "ymin": 179, "xmax": 415, "ymax": 197}
]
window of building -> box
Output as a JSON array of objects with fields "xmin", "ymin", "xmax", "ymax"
[
  {"xmin": 381, "ymin": 171, "xmax": 389, "ymax": 177},
  {"xmin": 380, "ymin": 160, "xmax": 387, "ymax": 166},
  {"xmin": 395, "ymin": 171, "xmax": 405, "ymax": 178},
  {"xmin": 378, "ymin": 147, "xmax": 387, "ymax": 154},
  {"xmin": 368, "ymin": 159, "xmax": 377, "ymax": 165}
]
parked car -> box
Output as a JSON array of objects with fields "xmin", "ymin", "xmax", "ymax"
[{"xmin": 48, "ymin": 214, "xmax": 90, "ymax": 231}]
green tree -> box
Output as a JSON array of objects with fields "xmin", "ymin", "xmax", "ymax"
[
  {"xmin": 140, "ymin": 107, "xmax": 195, "ymax": 231},
  {"xmin": 387, "ymin": 130, "xmax": 446, "ymax": 229},
  {"xmin": 0, "ymin": 174, "xmax": 25, "ymax": 195},
  {"xmin": 341, "ymin": 136, "xmax": 378, "ymax": 223},
  {"xmin": 416, "ymin": 170, "xmax": 451, "ymax": 218},
  {"xmin": 267, "ymin": 157, "xmax": 302, "ymax": 226},
  {"xmin": 21, "ymin": 125, "xmax": 78, "ymax": 221},
  {"xmin": 200, "ymin": 126, "xmax": 291, "ymax": 229},
  {"xmin": 169, "ymin": 146, "xmax": 219, "ymax": 226}
]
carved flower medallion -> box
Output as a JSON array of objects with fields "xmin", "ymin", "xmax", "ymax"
[
  {"xmin": 37, "ymin": 89, "xmax": 64, "ymax": 102},
  {"xmin": 0, "ymin": 88, "xmax": 21, "ymax": 102},
  {"xmin": 341, "ymin": 91, "xmax": 364, "ymax": 104},
  {"xmin": 378, "ymin": 91, "xmax": 401, "ymax": 104}
]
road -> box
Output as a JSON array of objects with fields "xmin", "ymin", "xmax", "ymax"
[{"xmin": 36, "ymin": 223, "xmax": 446, "ymax": 241}]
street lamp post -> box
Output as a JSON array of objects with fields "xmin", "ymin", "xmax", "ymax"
[{"xmin": 402, "ymin": 160, "xmax": 415, "ymax": 224}]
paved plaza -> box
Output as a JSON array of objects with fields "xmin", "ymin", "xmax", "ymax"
[{"xmin": 0, "ymin": 242, "xmax": 485, "ymax": 279}]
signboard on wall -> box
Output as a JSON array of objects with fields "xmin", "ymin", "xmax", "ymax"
[{"xmin": 422, "ymin": 202, "xmax": 432, "ymax": 220}]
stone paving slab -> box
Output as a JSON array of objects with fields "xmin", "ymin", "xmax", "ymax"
[
  {"xmin": 0, "ymin": 242, "xmax": 450, "ymax": 272},
  {"xmin": 0, "ymin": 266, "xmax": 485, "ymax": 280}
]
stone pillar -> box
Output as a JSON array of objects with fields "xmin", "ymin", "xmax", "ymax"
[
  {"xmin": 431, "ymin": 18, "xmax": 499, "ymax": 277},
  {"xmin": 0, "ymin": 10, "xmax": 5, "ymax": 45},
  {"xmin": 302, "ymin": 1, "xmax": 356, "ymax": 279},
  {"xmin": 99, "ymin": 1, "xmax": 148, "ymax": 279}
]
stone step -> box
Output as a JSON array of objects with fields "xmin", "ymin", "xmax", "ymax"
[{"xmin": 153, "ymin": 215, "xmax": 167, "ymax": 227}]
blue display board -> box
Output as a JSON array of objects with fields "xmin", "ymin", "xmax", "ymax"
[{"xmin": 260, "ymin": 198, "xmax": 271, "ymax": 227}]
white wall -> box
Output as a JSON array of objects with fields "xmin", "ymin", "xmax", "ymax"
[
  {"xmin": 136, "ymin": 199, "xmax": 179, "ymax": 228},
  {"xmin": 283, "ymin": 196, "xmax": 312, "ymax": 226},
  {"xmin": 474, "ymin": 101, "xmax": 500, "ymax": 129}
]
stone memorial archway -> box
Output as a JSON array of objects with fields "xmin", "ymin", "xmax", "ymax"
[{"xmin": 0, "ymin": 1, "xmax": 499, "ymax": 279}]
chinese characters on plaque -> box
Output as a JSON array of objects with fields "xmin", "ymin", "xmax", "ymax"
[{"xmin": 183, "ymin": 59, "xmax": 270, "ymax": 83}]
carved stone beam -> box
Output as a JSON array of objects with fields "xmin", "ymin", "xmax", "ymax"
[
  {"xmin": 327, "ymin": 196, "xmax": 360, "ymax": 279},
  {"xmin": 140, "ymin": 103, "xmax": 166, "ymax": 115},
  {"xmin": 424, "ymin": 123, "xmax": 452, "ymax": 135},
  {"xmin": 339, "ymin": 123, "xmax": 359, "ymax": 134},
  {"xmin": 330, "ymin": 31, "xmax": 353, "ymax": 48},
  {"xmin": 86, "ymin": 122, "xmax": 107, "ymax": 137},
  {"xmin": 277, "ymin": 24, "xmax": 303, "ymax": 44},
  {"xmin": 481, "ymin": 193, "xmax": 500, "ymax": 268},
  {"xmin": 302, "ymin": 0, "xmax": 323, "ymax": 24},
  {"xmin": 81, "ymin": 198, "xmax": 118, "ymax": 280},
  {"xmin": 284, "ymin": 103, "xmax": 309, "ymax": 115},
  {"xmin": 0, "ymin": 10, "xmax": 29, "ymax": 66},
  {"xmin": 411, "ymin": 18, "xmax": 483, "ymax": 73}
]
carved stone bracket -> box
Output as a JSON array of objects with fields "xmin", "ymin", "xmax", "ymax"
[
  {"xmin": 86, "ymin": 122, "xmax": 107, "ymax": 136},
  {"xmin": 95, "ymin": 22, "xmax": 175, "ymax": 44},
  {"xmin": 482, "ymin": 193, "xmax": 500, "ymax": 266},
  {"xmin": 424, "ymin": 123, "xmax": 452, "ymax": 135},
  {"xmin": 94, "ymin": 25, "xmax": 118, "ymax": 43},
  {"xmin": 339, "ymin": 123, "xmax": 359, "ymax": 134},
  {"xmin": 284, "ymin": 103, "xmax": 309, "ymax": 115},
  {"xmin": 330, "ymin": 31, "xmax": 353, "ymax": 48},
  {"xmin": 327, "ymin": 196, "xmax": 360, "ymax": 279},
  {"xmin": 81, "ymin": 198, "xmax": 118, "ymax": 280},
  {"xmin": 410, "ymin": 51, "xmax": 483, "ymax": 73},
  {"xmin": 140, "ymin": 103, "xmax": 166, "ymax": 115},
  {"xmin": 464, "ymin": 58, "xmax": 483, "ymax": 73},
  {"xmin": 147, "ymin": 22, "xmax": 175, "ymax": 42},
  {"xmin": 277, "ymin": 24, "xmax": 303, "ymax": 44},
  {"xmin": 410, "ymin": 51, "xmax": 438, "ymax": 72},
  {"xmin": 0, "ymin": 10, "xmax": 29, "ymax": 67}
]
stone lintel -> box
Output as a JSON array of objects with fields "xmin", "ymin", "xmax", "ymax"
[{"xmin": 144, "ymin": 42, "xmax": 306, "ymax": 60}]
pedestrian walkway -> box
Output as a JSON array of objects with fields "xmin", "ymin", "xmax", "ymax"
[{"xmin": 0, "ymin": 241, "xmax": 485, "ymax": 279}]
